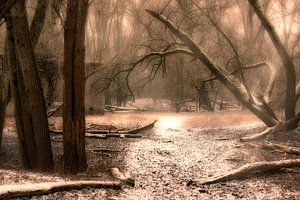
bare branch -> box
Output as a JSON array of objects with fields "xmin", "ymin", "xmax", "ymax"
[{"xmin": 146, "ymin": 9, "xmax": 278, "ymax": 127}]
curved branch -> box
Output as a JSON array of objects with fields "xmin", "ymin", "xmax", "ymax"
[
  {"xmin": 146, "ymin": 9, "xmax": 278, "ymax": 127},
  {"xmin": 248, "ymin": 0, "xmax": 296, "ymax": 121}
]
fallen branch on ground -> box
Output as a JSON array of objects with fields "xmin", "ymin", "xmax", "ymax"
[
  {"xmin": 90, "ymin": 149, "xmax": 122, "ymax": 158},
  {"xmin": 50, "ymin": 120, "xmax": 157, "ymax": 139},
  {"xmin": 187, "ymin": 159, "xmax": 300, "ymax": 186},
  {"xmin": 90, "ymin": 149, "xmax": 122, "ymax": 153},
  {"xmin": 105, "ymin": 105, "xmax": 147, "ymax": 112},
  {"xmin": 50, "ymin": 120, "xmax": 157, "ymax": 136},
  {"xmin": 50, "ymin": 134, "xmax": 142, "ymax": 140},
  {"xmin": 262, "ymin": 142, "xmax": 300, "ymax": 155},
  {"xmin": 240, "ymin": 112, "xmax": 300, "ymax": 142},
  {"xmin": 0, "ymin": 181, "xmax": 121, "ymax": 199},
  {"xmin": 86, "ymin": 133, "xmax": 142, "ymax": 139}
]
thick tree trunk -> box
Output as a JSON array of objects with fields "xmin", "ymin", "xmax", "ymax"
[
  {"xmin": 247, "ymin": 0, "xmax": 296, "ymax": 125},
  {"xmin": 8, "ymin": 0, "xmax": 53, "ymax": 171},
  {"xmin": 0, "ymin": 0, "xmax": 49, "ymax": 153},
  {"xmin": 146, "ymin": 10, "xmax": 277, "ymax": 127},
  {"xmin": 5, "ymin": 14, "xmax": 32, "ymax": 167},
  {"xmin": 63, "ymin": 0, "xmax": 89, "ymax": 174}
]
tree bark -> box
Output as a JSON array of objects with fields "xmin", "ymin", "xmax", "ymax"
[
  {"xmin": 30, "ymin": 0, "xmax": 50, "ymax": 49},
  {"xmin": 63, "ymin": 0, "xmax": 89, "ymax": 174},
  {"xmin": 0, "ymin": 42, "xmax": 11, "ymax": 152},
  {"xmin": 5, "ymin": 13, "xmax": 32, "ymax": 167},
  {"xmin": 197, "ymin": 83, "xmax": 213, "ymax": 111},
  {"xmin": 247, "ymin": 0, "xmax": 296, "ymax": 125},
  {"xmin": 146, "ymin": 10, "xmax": 278, "ymax": 127},
  {"xmin": 0, "ymin": 0, "xmax": 16, "ymax": 20},
  {"xmin": 9, "ymin": 0, "xmax": 53, "ymax": 171}
]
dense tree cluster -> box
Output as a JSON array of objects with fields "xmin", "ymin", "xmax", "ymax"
[{"xmin": 0, "ymin": 0, "xmax": 300, "ymax": 173}]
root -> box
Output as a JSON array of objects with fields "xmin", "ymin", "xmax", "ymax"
[
  {"xmin": 240, "ymin": 112, "xmax": 300, "ymax": 142},
  {"xmin": 262, "ymin": 142, "xmax": 300, "ymax": 155},
  {"xmin": 0, "ymin": 181, "xmax": 121, "ymax": 199},
  {"xmin": 187, "ymin": 159, "xmax": 300, "ymax": 186}
]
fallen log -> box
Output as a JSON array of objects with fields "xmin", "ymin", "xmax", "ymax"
[
  {"xmin": 86, "ymin": 133, "xmax": 142, "ymax": 139},
  {"xmin": 187, "ymin": 159, "xmax": 300, "ymax": 186},
  {"xmin": 262, "ymin": 142, "xmax": 300, "ymax": 155},
  {"xmin": 105, "ymin": 105, "xmax": 146, "ymax": 112},
  {"xmin": 0, "ymin": 181, "xmax": 121, "ymax": 199},
  {"xmin": 125, "ymin": 120, "xmax": 157, "ymax": 134},
  {"xmin": 90, "ymin": 149, "xmax": 122, "ymax": 153},
  {"xmin": 50, "ymin": 133, "xmax": 142, "ymax": 140},
  {"xmin": 87, "ymin": 120, "xmax": 157, "ymax": 135},
  {"xmin": 240, "ymin": 112, "xmax": 300, "ymax": 142},
  {"xmin": 50, "ymin": 120, "xmax": 157, "ymax": 136}
]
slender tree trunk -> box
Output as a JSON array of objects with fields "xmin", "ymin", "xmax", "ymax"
[
  {"xmin": 197, "ymin": 83, "xmax": 213, "ymax": 111},
  {"xmin": 30, "ymin": 0, "xmax": 50, "ymax": 50},
  {"xmin": 248, "ymin": 0, "xmax": 296, "ymax": 125},
  {"xmin": 0, "ymin": 41, "xmax": 12, "ymax": 152},
  {"xmin": 0, "ymin": 89, "xmax": 10, "ymax": 153},
  {"xmin": 8, "ymin": 0, "xmax": 53, "ymax": 171},
  {"xmin": 63, "ymin": 0, "xmax": 89, "ymax": 174}
]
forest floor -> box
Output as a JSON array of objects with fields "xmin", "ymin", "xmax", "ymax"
[{"xmin": 0, "ymin": 111, "xmax": 300, "ymax": 199}]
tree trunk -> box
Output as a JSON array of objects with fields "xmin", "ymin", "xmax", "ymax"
[
  {"xmin": 63, "ymin": 0, "xmax": 89, "ymax": 174},
  {"xmin": 197, "ymin": 83, "xmax": 213, "ymax": 111},
  {"xmin": 5, "ymin": 14, "xmax": 32, "ymax": 167},
  {"xmin": 0, "ymin": 44, "xmax": 11, "ymax": 152},
  {"xmin": 29, "ymin": 0, "xmax": 50, "ymax": 50},
  {"xmin": 248, "ymin": 0, "xmax": 296, "ymax": 126},
  {"xmin": 8, "ymin": 0, "xmax": 53, "ymax": 171},
  {"xmin": 0, "ymin": 0, "xmax": 49, "ymax": 155}
]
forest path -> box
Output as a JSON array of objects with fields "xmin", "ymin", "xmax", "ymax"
[
  {"xmin": 111, "ymin": 114, "xmax": 300, "ymax": 200},
  {"xmin": 1, "ymin": 111, "xmax": 299, "ymax": 199}
]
